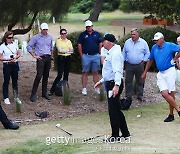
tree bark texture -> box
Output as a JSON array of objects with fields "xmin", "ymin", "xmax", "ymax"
[{"xmin": 87, "ymin": 0, "xmax": 104, "ymax": 21}]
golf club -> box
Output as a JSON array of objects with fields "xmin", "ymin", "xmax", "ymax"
[
  {"xmin": 14, "ymin": 118, "xmax": 45, "ymax": 123},
  {"xmin": 56, "ymin": 123, "xmax": 72, "ymax": 136},
  {"xmin": 83, "ymin": 134, "xmax": 105, "ymax": 142}
]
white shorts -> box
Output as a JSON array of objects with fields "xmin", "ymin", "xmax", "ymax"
[{"xmin": 157, "ymin": 67, "xmax": 176, "ymax": 93}]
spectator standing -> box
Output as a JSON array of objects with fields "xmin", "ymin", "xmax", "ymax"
[
  {"xmin": 27, "ymin": 23, "xmax": 53, "ymax": 102},
  {"xmin": 94, "ymin": 34, "xmax": 130, "ymax": 142},
  {"xmin": 0, "ymin": 31, "xmax": 21, "ymax": 104},
  {"xmin": 49, "ymin": 29, "xmax": 73, "ymax": 95},
  {"xmin": 78, "ymin": 20, "xmax": 102, "ymax": 95},
  {"xmin": 142, "ymin": 32, "xmax": 180, "ymax": 122},
  {"xmin": 122, "ymin": 28, "xmax": 150, "ymax": 102}
]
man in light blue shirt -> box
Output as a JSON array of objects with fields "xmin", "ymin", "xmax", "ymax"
[
  {"xmin": 122, "ymin": 28, "xmax": 150, "ymax": 102},
  {"xmin": 94, "ymin": 34, "xmax": 130, "ymax": 143},
  {"xmin": 142, "ymin": 32, "xmax": 180, "ymax": 122},
  {"xmin": 27, "ymin": 23, "xmax": 53, "ymax": 102}
]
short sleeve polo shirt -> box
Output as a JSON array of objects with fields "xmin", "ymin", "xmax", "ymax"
[
  {"xmin": 149, "ymin": 42, "xmax": 180, "ymax": 71},
  {"xmin": 78, "ymin": 30, "xmax": 101, "ymax": 55}
]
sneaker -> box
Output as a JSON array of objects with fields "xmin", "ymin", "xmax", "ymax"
[
  {"xmin": 4, "ymin": 98, "xmax": 11, "ymax": 105},
  {"xmin": 30, "ymin": 95, "xmax": 37, "ymax": 102},
  {"xmin": 164, "ymin": 114, "xmax": 174, "ymax": 122},
  {"xmin": 82, "ymin": 88, "xmax": 87, "ymax": 95},
  {"xmin": 4, "ymin": 121, "xmax": 19, "ymax": 130},
  {"xmin": 95, "ymin": 88, "xmax": 100, "ymax": 94},
  {"xmin": 42, "ymin": 94, "xmax": 51, "ymax": 100}
]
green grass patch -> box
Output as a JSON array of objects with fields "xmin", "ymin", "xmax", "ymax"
[
  {"xmin": 61, "ymin": 10, "xmax": 147, "ymax": 26},
  {"xmin": 0, "ymin": 102, "xmax": 180, "ymax": 154}
]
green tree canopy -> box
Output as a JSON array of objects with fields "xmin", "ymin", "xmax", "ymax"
[
  {"xmin": 0, "ymin": 0, "xmax": 74, "ymax": 35},
  {"xmin": 119, "ymin": 0, "xmax": 180, "ymax": 23},
  {"xmin": 70, "ymin": 0, "xmax": 120, "ymax": 13}
]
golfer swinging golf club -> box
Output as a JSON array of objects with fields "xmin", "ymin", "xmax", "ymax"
[{"xmin": 94, "ymin": 34, "xmax": 130, "ymax": 143}]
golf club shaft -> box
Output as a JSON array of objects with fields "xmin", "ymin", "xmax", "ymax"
[
  {"xmin": 83, "ymin": 134, "xmax": 104, "ymax": 142},
  {"xmin": 60, "ymin": 127, "xmax": 72, "ymax": 136}
]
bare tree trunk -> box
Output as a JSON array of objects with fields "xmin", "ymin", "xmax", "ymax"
[{"xmin": 87, "ymin": 0, "xmax": 104, "ymax": 21}]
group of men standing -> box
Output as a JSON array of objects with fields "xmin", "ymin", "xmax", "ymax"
[{"xmin": 0, "ymin": 20, "xmax": 180, "ymax": 140}]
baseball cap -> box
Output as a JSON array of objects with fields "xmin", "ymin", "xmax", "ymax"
[
  {"xmin": 177, "ymin": 36, "xmax": 180, "ymax": 42},
  {"xmin": 153, "ymin": 32, "xmax": 164, "ymax": 41},
  {"xmin": 85, "ymin": 20, "xmax": 93, "ymax": 27},
  {"xmin": 40, "ymin": 23, "xmax": 48, "ymax": 30},
  {"xmin": 100, "ymin": 34, "xmax": 116, "ymax": 43}
]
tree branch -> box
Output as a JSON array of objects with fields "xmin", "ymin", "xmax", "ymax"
[{"xmin": 11, "ymin": 12, "xmax": 38, "ymax": 35}]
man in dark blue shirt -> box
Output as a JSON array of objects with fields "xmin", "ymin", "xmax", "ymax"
[{"xmin": 78, "ymin": 20, "xmax": 102, "ymax": 95}]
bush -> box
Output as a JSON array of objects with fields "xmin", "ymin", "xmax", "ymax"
[{"xmin": 119, "ymin": 26, "xmax": 179, "ymax": 72}]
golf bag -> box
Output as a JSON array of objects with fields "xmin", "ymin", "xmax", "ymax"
[
  {"xmin": 119, "ymin": 99, "xmax": 132, "ymax": 110},
  {"xmin": 55, "ymin": 80, "xmax": 69, "ymax": 96}
]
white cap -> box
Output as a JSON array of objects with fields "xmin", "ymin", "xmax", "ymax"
[
  {"xmin": 177, "ymin": 36, "xmax": 180, "ymax": 42},
  {"xmin": 40, "ymin": 23, "xmax": 48, "ymax": 30},
  {"xmin": 85, "ymin": 20, "xmax": 93, "ymax": 27},
  {"xmin": 153, "ymin": 32, "xmax": 164, "ymax": 41}
]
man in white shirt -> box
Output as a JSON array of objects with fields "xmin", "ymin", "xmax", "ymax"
[{"xmin": 94, "ymin": 34, "xmax": 130, "ymax": 143}]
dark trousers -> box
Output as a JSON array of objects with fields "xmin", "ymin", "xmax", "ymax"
[
  {"xmin": 125, "ymin": 62, "xmax": 144, "ymax": 99},
  {"xmin": 0, "ymin": 105, "xmax": 10, "ymax": 126},
  {"xmin": 50, "ymin": 55, "xmax": 71, "ymax": 93},
  {"xmin": 105, "ymin": 80, "xmax": 130, "ymax": 137},
  {"xmin": 3, "ymin": 63, "xmax": 19, "ymax": 99},
  {"xmin": 31, "ymin": 56, "xmax": 51, "ymax": 96}
]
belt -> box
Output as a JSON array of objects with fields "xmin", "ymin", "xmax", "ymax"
[
  {"xmin": 40, "ymin": 54, "xmax": 51, "ymax": 58},
  {"xmin": 83, "ymin": 53, "xmax": 98, "ymax": 55},
  {"xmin": 3, "ymin": 62, "xmax": 18, "ymax": 65},
  {"xmin": 106, "ymin": 80, "xmax": 114, "ymax": 84}
]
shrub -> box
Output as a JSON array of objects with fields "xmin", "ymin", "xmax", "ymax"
[{"xmin": 119, "ymin": 26, "xmax": 179, "ymax": 72}]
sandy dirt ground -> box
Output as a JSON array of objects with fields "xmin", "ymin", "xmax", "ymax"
[{"xmin": 0, "ymin": 19, "xmax": 180, "ymax": 126}]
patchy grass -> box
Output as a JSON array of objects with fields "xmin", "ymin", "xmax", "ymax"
[
  {"xmin": 0, "ymin": 102, "xmax": 180, "ymax": 154},
  {"xmin": 65, "ymin": 10, "xmax": 146, "ymax": 22}
]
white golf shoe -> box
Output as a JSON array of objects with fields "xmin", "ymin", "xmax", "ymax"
[
  {"xmin": 82, "ymin": 88, "xmax": 87, "ymax": 95},
  {"xmin": 4, "ymin": 98, "xmax": 11, "ymax": 105}
]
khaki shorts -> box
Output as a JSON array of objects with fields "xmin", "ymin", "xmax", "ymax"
[{"xmin": 157, "ymin": 67, "xmax": 176, "ymax": 93}]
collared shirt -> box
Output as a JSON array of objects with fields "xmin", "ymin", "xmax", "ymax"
[
  {"xmin": 27, "ymin": 33, "xmax": 53, "ymax": 56},
  {"xmin": 56, "ymin": 38, "xmax": 73, "ymax": 56},
  {"xmin": 78, "ymin": 30, "xmax": 101, "ymax": 55},
  {"xmin": 150, "ymin": 42, "xmax": 180, "ymax": 72},
  {"xmin": 122, "ymin": 37, "xmax": 150, "ymax": 64},
  {"xmin": 100, "ymin": 44, "xmax": 124, "ymax": 86},
  {"xmin": 100, "ymin": 47, "xmax": 108, "ymax": 57},
  {"xmin": 0, "ymin": 42, "xmax": 19, "ymax": 62}
]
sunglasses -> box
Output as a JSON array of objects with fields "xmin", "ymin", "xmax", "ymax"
[
  {"xmin": 61, "ymin": 33, "xmax": 67, "ymax": 35},
  {"xmin": 7, "ymin": 37, "xmax": 13, "ymax": 39}
]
